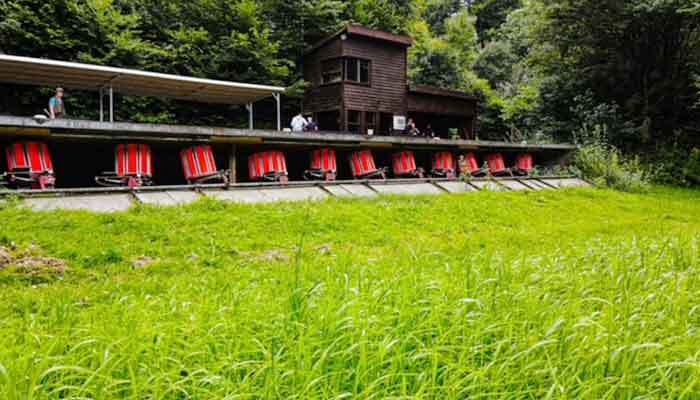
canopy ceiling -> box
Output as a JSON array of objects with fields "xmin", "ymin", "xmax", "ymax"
[{"xmin": 0, "ymin": 54, "xmax": 285, "ymax": 105}]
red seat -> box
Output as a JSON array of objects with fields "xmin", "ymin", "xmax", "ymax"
[
  {"xmin": 3, "ymin": 142, "xmax": 55, "ymax": 189},
  {"xmin": 392, "ymin": 151, "xmax": 424, "ymax": 178},
  {"xmin": 96, "ymin": 144, "xmax": 153, "ymax": 188},
  {"xmin": 248, "ymin": 151, "xmax": 288, "ymax": 182},
  {"xmin": 431, "ymin": 151, "xmax": 456, "ymax": 179},
  {"xmin": 349, "ymin": 150, "xmax": 386, "ymax": 179},
  {"xmin": 514, "ymin": 153, "xmax": 534, "ymax": 175},
  {"xmin": 459, "ymin": 152, "xmax": 487, "ymax": 176},
  {"xmin": 486, "ymin": 153, "xmax": 511, "ymax": 176},
  {"xmin": 180, "ymin": 145, "xmax": 228, "ymax": 184},
  {"xmin": 304, "ymin": 148, "xmax": 337, "ymax": 181}
]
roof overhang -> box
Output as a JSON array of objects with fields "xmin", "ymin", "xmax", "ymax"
[
  {"xmin": 408, "ymin": 85, "xmax": 478, "ymax": 102},
  {"xmin": 0, "ymin": 54, "xmax": 285, "ymax": 105},
  {"xmin": 305, "ymin": 25, "xmax": 413, "ymax": 55}
]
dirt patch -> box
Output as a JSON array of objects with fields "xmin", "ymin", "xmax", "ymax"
[
  {"xmin": 315, "ymin": 244, "xmax": 333, "ymax": 255},
  {"xmin": 253, "ymin": 250, "xmax": 290, "ymax": 263},
  {"xmin": 233, "ymin": 246, "xmax": 332, "ymax": 263},
  {"xmin": 14, "ymin": 256, "xmax": 67, "ymax": 276},
  {"xmin": 234, "ymin": 249, "xmax": 291, "ymax": 263},
  {"xmin": 0, "ymin": 246, "xmax": 12, "ymax": 270},
  {"xmin": 132, "ymin": 256, "xmax": 157, "ymax": 270},
  {"xmin": 0, "ymin": 243, "xmax": 68, "ymax": 282}
]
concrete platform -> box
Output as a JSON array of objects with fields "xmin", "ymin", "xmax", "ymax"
[
  {"xmin": 335, "ymin": 184, "xmax": 377, "ymax": 197},
  {"xmin": 499, "ymin": 179, "xmax": 532, "ymax": 191},
  {"xmin": 519, "ymin": 179, "xmax": 550, "ymax": 190},
  {"xmin": 203, "ymin": 187, "xmax": 329, "ymax": 204},
  {"xmin": 469, "ymin": 180, "xmax": 506, "ymax": 192},
  {"xmin": 135, "ymin": 191, "xmax": 200, "ymax": 206},
  {"xmin": 540, "ymin": 178, "xmax": 590, "ymax": 188},
  {"xmin": 25, "ymin": 194, "xmax": 134, "ymax": 212},
  {"xmin": 6, "ymin": 177, "xmax": 593, "ymax": 212},
  {"xmin": 322, "ymin": 185, "xmax": 355, "ymax": 197},
  {"xmin": 258, "ymin": 187, "xmax": 329, "ymax": 202},
  {"xmin": 0, "ymin": 115, "xmax": 578, "ymax": 152},
  {"xmin": 370, "ymin": 182, "xmax": 444, "ymax": 196},
  {"xmin": 204, "ymin": 189, "xmax": 271, "ymax": 204},
  {"xmin": 434, "ymin": 181, "xmax": 477, "ymax": 193}
]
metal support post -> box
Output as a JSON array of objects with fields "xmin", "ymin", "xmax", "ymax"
[
  {"xmin": 229, "ymin": 144, "xmax": 237, "ymax": 184},
  {"xmin": 109, "ymin": 85, "xmax": 114, "ymax": 123},
  {"xmin": 99, "ymin": 88, "xmax": 104, "ymax": 122},
  {"xmin": 246, "ymin": 103, "xmax": 253, "ymax": 130},
  {"xmin": 272, "ymin": 92, "xmax": 281, "ymax": 131}
]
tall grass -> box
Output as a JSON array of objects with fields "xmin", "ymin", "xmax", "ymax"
[{"xmin": 1, "ymin": 188, "xmax": 700, "ymax": 398}]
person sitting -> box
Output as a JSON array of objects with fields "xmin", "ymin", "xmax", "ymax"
[
  {"xmin": 290, "ymin": 113, "xmax": 308, "ymax": 132},
  {"xmin": 458, "ymin": 155, "xmax": 468, "ymax": 177},
  {"xmin": 305, "ymin": 116, "xmax": 319, "ymax": 131},
  {"xmin": 404, "ymin": 118, "xmax": 420, "ymax": 136},
  {"xmin": 48, "ymin": 87, "xmax": 66, "ymax": 119},
  {"xmin": 424, "ymin": 124, "xmax": 436, "ymax": 139}
]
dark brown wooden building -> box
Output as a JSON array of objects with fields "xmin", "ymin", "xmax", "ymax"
[{"xmin": 303, "ymin": 25, "xmax": 478, "ymax": 139}]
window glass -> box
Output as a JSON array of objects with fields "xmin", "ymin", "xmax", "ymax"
[
  {"xmin": 347, "ymin": 110, "xmax": 361, "ymax": 133},
  {"xmin": 341, "ymin": 58, "xmax": 371, "ymax": 84},
  {"xmin": 322, "ymin": 58, "xmax": 342, "ymax": 84},
  {"xmin": 365, "ymin": 111, "xmax": 376, "ymax": 134},
  {"xmin": 347, "ymin": 110, "xmax": 360, "ymax": 124},
  {"xmin": 359, "ymin": 60, "xmax": 370, "ymax": 83},
  {"xmin": 345, "ymin": 58, "xmax": 358, "ymax": 81}
]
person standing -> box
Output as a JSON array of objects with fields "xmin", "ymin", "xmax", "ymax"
[
  {"xmin": 404, "ymin": 118, "xmax": 420, "ymax": 136},
  {"xmin": 48, "ymin": 87, "xmax": 66, "ymax": 119},
  {"xmin": 305, "ymin": 116, "xmax": 319, "ymax": 131},
  {"xmin": 290, "ymin": 113, "xmax": 308, "ymax": 132}
]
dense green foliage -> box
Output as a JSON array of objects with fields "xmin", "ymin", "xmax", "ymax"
[
  {"xmin": 0, "ymin": 0, "xmax": 698, "ymax": 175},
  {"xmin": 1, "ymin": 189, "xmax": 700, "ymax": 398}
]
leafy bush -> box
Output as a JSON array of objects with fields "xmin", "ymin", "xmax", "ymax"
[
  {"xmin": 683, "ymin": 148, "xmax": 700, "ymax": 184},
  {"xmin": 573, "ymin": 124, "xmax": 650, "ymax": 192}
]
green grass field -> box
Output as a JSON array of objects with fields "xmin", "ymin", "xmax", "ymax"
[{"xmin": 1, "ymin": 188, "xmax": 700, "ymax": 399}]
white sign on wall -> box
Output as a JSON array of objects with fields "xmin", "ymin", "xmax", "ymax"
[{"xmin": 393, "ymin": 115, "xmax": 406, "ymax": 131}]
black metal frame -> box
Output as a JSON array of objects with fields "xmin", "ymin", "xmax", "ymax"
[
  {"xmin": 303, "ymin": 169, "xmax": 337, "ymax": 181},
  {"xmin": 2, "ymin": 168, "xmax": 55, "ymax": 190},
  {"xmin": 187, "ymin": 170, "xmax": 230, "ymax": 185},
  {"xmin": 95, "ymin": 172, "xmax": 154, "ymax": 188}
]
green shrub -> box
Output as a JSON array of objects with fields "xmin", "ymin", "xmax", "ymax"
[
  {"xmin": 573, "ymin": 124, "xmax": 650, "ymax": 192},
  {"xmin": 682, "ymin": 148, "xmax": 700, "ymax": 184}
]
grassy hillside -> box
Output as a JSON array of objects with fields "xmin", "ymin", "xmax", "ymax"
[{"xmin": 1, "ymin": 188, "xmax": 700, "ymax": 399}]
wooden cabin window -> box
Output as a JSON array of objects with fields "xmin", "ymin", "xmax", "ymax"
[
  {"xmin": 345, "ymin": 58, "xmax": 371, "ymax": 84},
  {"xmin": 365, "ymin": 112, "xmax": 376, "ymax": 134},
  {"xmin": 347, "ymin": 110, "xmax": 361, "ymax": 133},
  {"xmin": 322, "ymin": 59, "xmax": 343, "ymax": 84},
  {"xmin": 360, "ymin": 60, "xmax": 370, "ymax": 83}
]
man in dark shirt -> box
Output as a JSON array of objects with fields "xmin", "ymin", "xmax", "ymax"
[{"xmin": 424, "ymin": 124, "xmax": 436, "ymax": 138}]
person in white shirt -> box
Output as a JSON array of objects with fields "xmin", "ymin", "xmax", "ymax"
[{"xmin": 290, "ymin": 113, "xmax": 308, "ymax": 132}]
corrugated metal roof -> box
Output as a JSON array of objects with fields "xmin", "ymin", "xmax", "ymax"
[{"xmin": 0, "ymin": 54, "xmax": 285, "ymax": 105}]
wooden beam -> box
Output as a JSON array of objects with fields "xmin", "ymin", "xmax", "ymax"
[{"xmin": 229, "ymin": 144, "xmax": 237, "ymax": 184}]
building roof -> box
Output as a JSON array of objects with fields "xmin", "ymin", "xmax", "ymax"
[
  {"xmin": 306, "ymin": 25, "xmax": 413, "ymax": 55},
  {"xmin": 0, "ymin": 54, "xmax": 285, "ymax": 105},
  {"xmin": 408, "ymin": 85, "xmax": 479, "ymax": 102}
]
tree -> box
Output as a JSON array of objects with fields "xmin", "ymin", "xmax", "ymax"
[
  {"xmin": 534, "ymin": 0, "xmax": 700, "ymax": 147},
  {"xmin": 423, "ymin": 0, "xmax": 463, "ymax": 35},
  {"xmin": 470, "ymin": 0, "xmax": 522, "ymax": 41},
  {"xmin": 349, "ymin": 0, "xmax": 416, "ymax": 34}
]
